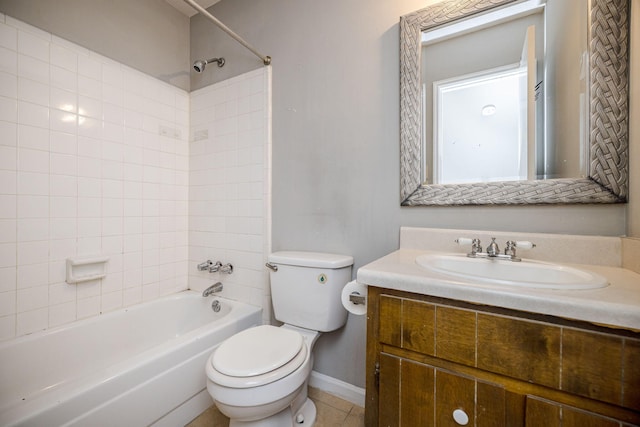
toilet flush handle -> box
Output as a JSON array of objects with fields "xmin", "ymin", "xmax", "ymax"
[{"xmin": 265, "ymin": 262, "xmax": 278, "ymax": 272}]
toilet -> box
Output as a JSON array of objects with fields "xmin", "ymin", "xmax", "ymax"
[{"xmin": 205, "ymin": 251, "xmax": 354, "ymax": 427}]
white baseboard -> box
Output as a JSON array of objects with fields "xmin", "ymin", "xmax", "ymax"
[{"xmin": 309, "ymin": 371, "xmax": 365, "ymax": 408}]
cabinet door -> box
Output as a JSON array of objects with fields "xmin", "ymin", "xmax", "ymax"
[
  {"xmin": 525, "ymin": 397, "xmax": 621, "ymax": 427},
  {"xmin": 378, "ymin": 353, "xmax": 435, "ymax": 427},
  {"xmin": 435, "ymin": 370, "xmax": 475, "ymax": 426},
  {"xmin": 378, "ymin": 353, "xmax": 401, "ymax": 426},
  {"xmin": 378, "ymin": 353, "xmax": 520, "ymax": 427},
  {"xmin": 436, "ymin": 370, "xmax": 521, "ymax": 427}
]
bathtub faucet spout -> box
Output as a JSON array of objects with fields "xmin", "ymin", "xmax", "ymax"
[{"xmin": 202, "ymin": 282, "xmax": 223, "ymax": 297}]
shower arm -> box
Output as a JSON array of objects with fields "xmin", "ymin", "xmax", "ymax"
[{"xmin": 182, "ymin": 0, "xmax": 272, "ymax": 66}]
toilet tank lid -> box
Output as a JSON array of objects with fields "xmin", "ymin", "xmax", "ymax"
[{"xmin": 268, "ymin": 251, "xmax": 353, "ymax": 268}]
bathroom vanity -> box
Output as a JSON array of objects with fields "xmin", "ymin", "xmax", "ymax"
[{"xmin": 359, "ymin": 228, "xmax": 640, "ymax": 426}]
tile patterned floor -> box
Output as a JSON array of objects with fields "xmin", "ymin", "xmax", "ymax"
[{"xmin": 185, "ymin": 387, "xmax": 365, "ymax": 427}]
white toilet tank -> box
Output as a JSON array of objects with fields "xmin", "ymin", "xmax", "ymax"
[{"xmin": 268, "ymin": 251, "xmax": 353, "ymax": 332}]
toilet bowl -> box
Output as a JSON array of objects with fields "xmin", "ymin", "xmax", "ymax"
[
  {"xmin": 205, "ymin": 251, "xmax": 353, "ymax": 427},
  {"xmin": 206, "ymin": 325, "xmax": 319, "ymax": 426}
]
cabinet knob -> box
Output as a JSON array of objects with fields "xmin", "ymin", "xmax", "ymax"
[{"xmin": 452, "ymin": 408, "xmax": 469, "ymax": 425}]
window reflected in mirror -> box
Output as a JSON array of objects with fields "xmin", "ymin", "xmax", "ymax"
[{"xmin": 420, "ymin": 0, "xmax": 589, "ymax": 185}]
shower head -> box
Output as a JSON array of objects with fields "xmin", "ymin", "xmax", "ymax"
[{"xmin": 193, "ymin": 57, "xmax": 225, "ymax": 73}]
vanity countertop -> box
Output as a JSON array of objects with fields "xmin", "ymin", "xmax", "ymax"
[{"xmin": 357, "ymin": 248, "xmax": 640, "ymax": 332}]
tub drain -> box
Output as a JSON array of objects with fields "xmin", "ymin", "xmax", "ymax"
[{"xmin": 211, "ymin": 300, "xmax": 221, "ymax": 312}]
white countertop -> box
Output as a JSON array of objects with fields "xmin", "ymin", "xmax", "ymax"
[{"xmin": 357, "ymin": 249, "xmax": 640, "ymax": 331}]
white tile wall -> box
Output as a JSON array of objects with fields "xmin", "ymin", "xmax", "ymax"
[
  {"xmin": 0, "ymin": 15, "xmax": 190, "ymax": 340},
  {"xmin": 189, "ymin": 68, "xmax": 272, "ymax": 324}
]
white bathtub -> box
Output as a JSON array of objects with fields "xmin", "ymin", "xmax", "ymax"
[{"xmin": 0, "ymin": 291, "xmax": 262, "ymax": 427}]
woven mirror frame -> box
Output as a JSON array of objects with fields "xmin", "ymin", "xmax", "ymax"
[{"xmin": 400, "ymin": 0, "xmax": 629, "ymax": 205}]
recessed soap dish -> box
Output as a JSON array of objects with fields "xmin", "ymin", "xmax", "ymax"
[{"xmin": 66, "ymin": 256, "xmax": 109, "ymax": 284}]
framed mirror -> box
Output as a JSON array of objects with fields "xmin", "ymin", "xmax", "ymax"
[{"xmin": 400, "ymin": 0, "xmax": 630, "ymax": 205}]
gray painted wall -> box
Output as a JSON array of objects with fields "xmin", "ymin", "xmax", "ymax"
[
  {"xmin": 191, "ymin": 0, "xmax": 629, "ymax": 388},
  {"xmin": 0, "ymin": 0, "xmax": 191, "ymax": 90},
  {"xmin": 2, "ymin": 0, "xmax": 634, "ymax": 389}
]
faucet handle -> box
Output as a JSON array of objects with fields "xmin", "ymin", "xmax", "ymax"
[
  {"xmin": 455, "ymin": 238, "xmax": 474, "ymax": 246},
  {"xmin": 505, "ymin": 240, "xmax": 536, "ymax": 260},
  {"xmin": 219, "ymin": 263, "xmax": 233, "ymax": 274},
  {"xmin": 197, "ymin": 260, "xmax": 213, "ymax": 271},
  {"xmin": 515, "ymin": 241, "xmax": 536, "ymax": 249},
  {"xmin": 455, "ymin": 237, "xmax": 482, "ymax": 254},
  {"xmin": 208, "ymin": 261, "xmax": 223, "ymax": 273}
]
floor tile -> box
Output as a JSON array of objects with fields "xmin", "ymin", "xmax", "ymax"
[
  {"xmin": 308, "ymin": 387, "xmax": 354, "ymax": 413},
  {"xmin": 313, "ymin": 399, "xmax": 349, "ymax": 426},
  {"xmin": 185, "ymin": 387, "xmax": 364, "ymax": 427}
]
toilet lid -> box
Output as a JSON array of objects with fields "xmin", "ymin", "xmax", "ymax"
[{"xmin": 213, "ymin": 325, "xmax": 304, "ymax": 377}]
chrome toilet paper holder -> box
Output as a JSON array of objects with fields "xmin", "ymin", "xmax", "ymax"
[{"xmin": 349, "ymin": 292, "xmax": 366, "ymax": 305}]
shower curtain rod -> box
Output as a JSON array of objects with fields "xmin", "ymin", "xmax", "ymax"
[{"xmin": 182, "ymin": 0, "xmax": 272, "ymax": 65}]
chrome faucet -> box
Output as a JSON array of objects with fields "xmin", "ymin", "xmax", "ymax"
[
  {"xmin": 456, "ymin": 237, "xmax": 536, "ymax": 262},
  {"xmin": 219, "ymin": 263, "xmax": 233, "ymax": 274},
  {"xmin": 208, "ymin": 261, "xmax": 223, "ymax": 273},
  {"xmin": 197, "ymin": 260, "xmax": 225, "ymax": 273},
  {"xmin": 202, "ymin": 282, "xmax": 223, "ymax": 297},
  {"xmin": 197, "ymin": 260, "xmax": 214, "ymax": 271},
  {"xmin": 504, "ymin": 240, "xmax": 517, "ymax": 258},
  {"xmin": 486, "ymin": 238, "xmax": 500, "ymax": 257},
  {"xmin": 471, "ymin": 238, "xmax": 482, "ymax": 255},
  {"xmin": 197, "ymin": 260, "xmax": 232, "ymax": 274}
]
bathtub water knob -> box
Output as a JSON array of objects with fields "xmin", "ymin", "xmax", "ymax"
[
  {"xmin": 197, "ymin": 260, "xmax": 213, "ymax": 271},
  {"xmin": 211, "ymin": 300, "xmax": 221, "ymax": 312},
  {"xmin": 295, "ymin": 413, "xmax": 305, "ymax": 424},
  {"xmin": 220, "ymin": 263, "xmax": 233, "ymax": 274}
]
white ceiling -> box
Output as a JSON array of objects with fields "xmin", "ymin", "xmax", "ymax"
[{"xmin": 165, "ymin": 0, "xmax": 221, "ymax": 17}]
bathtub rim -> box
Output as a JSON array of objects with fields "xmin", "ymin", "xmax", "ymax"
[{"xmin": 0, "ymin": 290, "xmax": 250, "ymax": 350}]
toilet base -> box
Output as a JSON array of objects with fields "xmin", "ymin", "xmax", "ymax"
[{"xmin": 228, "ymin": 398, "xmax": 316, "ymax": 427}]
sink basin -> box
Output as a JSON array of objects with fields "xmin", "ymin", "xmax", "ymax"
[{"xmin": 415, "ymin": 254, "xmax": 608, "ymax": 290}]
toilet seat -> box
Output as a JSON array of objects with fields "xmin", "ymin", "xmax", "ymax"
[{"xmin": 209, "ymin": 325, "xmax": 308, "ymax": 389}]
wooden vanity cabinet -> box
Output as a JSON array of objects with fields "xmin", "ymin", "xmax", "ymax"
[{"xmin": 365, "ymin": 287, "xmax": 640, "ymax": 427}]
